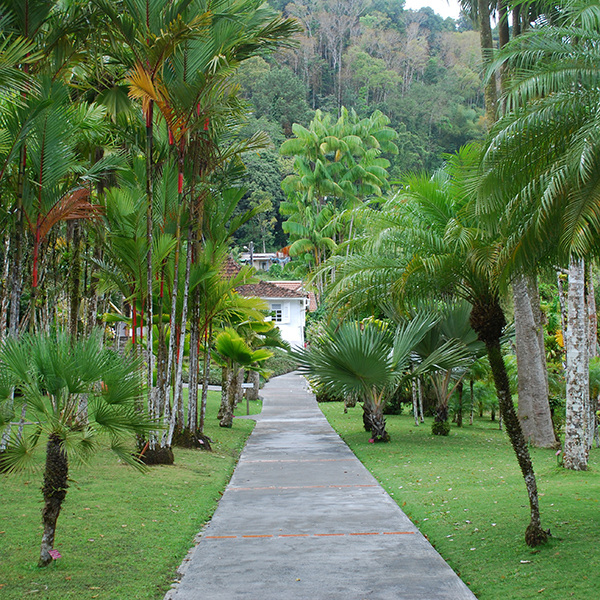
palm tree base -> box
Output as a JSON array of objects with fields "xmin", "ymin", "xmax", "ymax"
[
  {"xmin": 432, "ymin": 421, "xmax": 450, "ymax": 436},
  {"xmin": 173, "ymin": 428, "xmax": 212, "ymax": 450},
  {"xmin": 525, "ymin": 523, "xmax": 549, "ymax": 547},
  {"xmin": 140, "ymin": 447, "xmax": 174, "ymax": 465}
]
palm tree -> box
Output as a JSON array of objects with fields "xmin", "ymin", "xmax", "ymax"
[
  {"xmin": 327, "ymin": 145, "xmax": 549, "ymax": 547},
  {"xmin": 213, "ymin": 327, "xmax": 272, "ymax": 428},
  {"xmin": 0, "ymin": 330, "xmax": 151, "ymax": 567},
  {"xmin": 479, "ymin": 0, "xmax": 600, "ymax": 469},
  {"xmin": 294, "ymin": 315, "xmax": 469, "ymax": 442}
]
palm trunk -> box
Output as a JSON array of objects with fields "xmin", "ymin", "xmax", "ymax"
[
  {"xmin": 145, "ymin": 100, "xmax": 156, "ymax": 435},
  {"xmin": 477, "ymin": 0, "xmax": 497, "ymax": 129},
  {"xmin": 246, "ymin": 369, "xmax": 260, "ymax": 402},
  {"xmin": 187, "ymin": 299, "xmax": 199, "ymax": 433},
  {"xmin": 564, "ymin": 256, "xmax": 590, "ymax": 469},
  {"xmin": 470, "ymin": 298, "xmax": 547, "ymax": 547},
  {"xmin": 199, "ymin": 324, "xmax": 212, "ymax": 434},
  {"xmin": 161, "ymin": 205, "xmax": 183, "ymax": 447},
  {"xmin": 456, "ymin": 380, "xmax": 464, "ymax": 427},
  {"xmin": 418, "ymin": 377, "xmax": 424, "ymax": 423},
  {"xmin": 513, "ymin": 274, "xmax": 557, "ymax": 447},
  {"xmin": 0, "ymin": 233, "xmax": 10, "ymax": 344},
  {"xmin": 167, "ymin": 225, "xmax": 193, "ymax": 446},
  {"xmin": 39, "ymin": 434, "xmax": 69, "ymax": 567},
  {"xmin": 412, "ymin": 377, "xmax": 419, "ymax": 426},
  {"xmin": 69, "ymin": 221, "xmax": 81, "ymax": 339},
  {"xmin": 469, "ymin": 378, "xmax": 474, "ymax": 425},
  {"xmin": 220, "ymin": 364, "xmax": 237, "ymax": 428},
  {"xmin": 218, "ymin": 365, "xmax": 230, "ymax": 421}
]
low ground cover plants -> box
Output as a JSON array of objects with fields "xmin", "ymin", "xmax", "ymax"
[
  {"xmin": 320, "ymin": 402, "xmax": 600, "ymax": 600},
  {"xmin": 0, "ymin": 392, "xmax": 256, "ymax": 599}
]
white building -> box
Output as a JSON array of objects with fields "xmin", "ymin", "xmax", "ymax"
[
  {"xmin": 237, "ymin": 279, "xmax": 308, "ymax": 349},
  {"xmin": 224, "ymin": 257, "xmax": 308, "ymax": 348}
]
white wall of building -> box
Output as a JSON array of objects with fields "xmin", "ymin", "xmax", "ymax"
[{"xmin": 268, "ymin": 297, "xmax": 307, "ymax": 349}]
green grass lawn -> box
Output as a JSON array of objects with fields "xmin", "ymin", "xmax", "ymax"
[
  {"xmin": 0, "ymin": 391, "xmax": 259, "ymax": 600},
  {"xmin": 319, "ymin": 403, "xmax": 600, "ymax": 600}
]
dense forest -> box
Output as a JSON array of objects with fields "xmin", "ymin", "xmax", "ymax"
[{"xmin": 233, "ymin": 0, "xmax": 485, "ymax": 251}]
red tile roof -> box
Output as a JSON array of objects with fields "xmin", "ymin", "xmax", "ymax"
[
  {"xmin": 238, "ymin": 280, "xmax": 306, "ymax": 299},
  {"xmin": 223, "ymin": 256, "xmax": 306, "ymax": 299}
]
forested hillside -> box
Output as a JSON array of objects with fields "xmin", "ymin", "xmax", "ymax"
[{"xmin": 233, "ymin": 0, "xmax": 485, "ymax": 251}]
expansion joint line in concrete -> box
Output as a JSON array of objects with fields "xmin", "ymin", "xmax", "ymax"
[
  {"xmin": 204, "ymin": 531, "xmax": 416, "ymax": 540},
  {"xmin": 228, "ymin": 484, "xmax": 378, "ymax": 491},
  {"xmin": 243, "ymin": 458, "xmax": 355, "ymax": 463}
]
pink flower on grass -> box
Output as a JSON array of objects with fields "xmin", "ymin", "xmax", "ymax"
[
  {"xmin": 555, "ymin": 450, "xmax": 562, "ymax": 456},
  {"xmin": 48, "ymin": 549, "xmax": 62, "ymax": 560},
  {"xmin": 368, "ymin": 439, "xmax": 375, "ymax": 443}
]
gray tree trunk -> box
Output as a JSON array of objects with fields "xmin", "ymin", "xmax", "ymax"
[
  {"xmin": 246, "ymin": 369, "xmax": 260, "ymax": 402},
  {"xmin": 564, "ymin": 256, "xmax": 590, "ymax": 470},
  {"xmin": 513, "ymin": 274, "xmax": 557, "ymax": 447},
  {"xmin": 412, "ymin": 378, "xmax": 419, "ymax": 426}
]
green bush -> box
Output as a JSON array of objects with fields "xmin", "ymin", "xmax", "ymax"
[{"xmin": 263, "ymin": 347, "xmax": 298, "ymax": 379}]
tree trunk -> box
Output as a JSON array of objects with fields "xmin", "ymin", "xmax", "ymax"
[
  {"xmin": 412, "ymin": 378, "xmax": 419, "ymax": 426},
  {"xmin": 470, "ymin": 299, "xmax": 547, "ymax": 547},
  {"xmin": 187, "ymin": 299, "xmax": 200, "ymax": 433},
  {"xmin": 168, "ymin": 225, "xmax": 193, "ymax": 446},
  {"xmin": 69, "ymin": 221, "xmax": 81, "ymax": 339},
  {"xmin": 220, "ymin": 365, "xmax": 238, "ymax": 428},
  {"xmin": 145, "ymin": 100, "xmax": 156, "ymax": 446},
  {"xmin": 0, "ymin": 233, "xmax": 11, "ymax": 344},
  {"xmin": 369, "ymin": 404, "xmax": 389, "ymax": 442},
  {"xmin": 418, "ymin": 377, "xmax": 424, "ymax": 423},
  {"xmin": 246, "ymin": 369, "xmax": 260, "ymax": 402},
  {"xmin": 587, "ymin": 261, "xmax": 597, "ymax": 358},
  {"xmin": 564, "ymin": 256, "xmax": 590, "ymax": 470},
  {"xmin": 39, "ymin": 434, "xmax": 69, "ymax": 567},
  {"xmin": 199, "ymin": 326, "xmax": 212, "ymax": 434},
  {"xmin": 477, "ymin": 0, "xmax": 497, "ymax": 130},
  {"xmin": 469, "ymin": 378, "xmax": 474, "ymax": 425},
  {"xmin": 456, "ymin": 380, "xmax": 463, "ymax": 427},
  {"xmin": 218, "ymin": 365, "xmax": 230, "ymax": 421},
  {"xmin": 513, "ymin": 274, "xmax": 557, "ymax": 447}
]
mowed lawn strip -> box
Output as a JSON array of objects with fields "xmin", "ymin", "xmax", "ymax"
[
  {"xmin": 0, "ymin": 391, "xmax": 258, "ymax": 600},
  {"xmin": 320, "ymin": 402, "xmax": 600, "ymax": 600}
]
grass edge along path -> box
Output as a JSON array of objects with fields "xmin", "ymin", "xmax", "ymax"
[
  {"xmin": 319, "ymin": 402, "xmax": 600, "ymax": 600},
  {"xmin": 0, "ymin": 392, "xmax": 258, "ymax": 600}
]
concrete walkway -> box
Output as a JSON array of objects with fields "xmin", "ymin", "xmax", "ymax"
[{"xmin": 168, "ymin": 372, "xmax": 477, "ymax": 600}]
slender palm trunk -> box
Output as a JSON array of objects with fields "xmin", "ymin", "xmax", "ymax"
[
  {"xmin": 0, "ymin": 233, "xmax": 11, "ymax": 344},
  {"xmin": 513, "ymin": 274, "xmax": 557, "ymax": 447},
  {"xmin": 187, "ymin": 299, "xmax": 199, "ymax": 433},
  {"xmin": 161, "ymin": 206, "xmax": 183, "ymax": 447},
  {"xmin": 39, "ymin": 434, "xmax": 68, "ymax": 567},
  {"xmin": 478, "ymin": 0, "xmax": 497, "ymax": 129},
  {"xmin": 69, "ymin": 222, "xmax": 81, "ymax": 339},
  {"xmin": 418, "ymin": 377, "xmax": 424, "ymax": 423},
  {"xmin": 412, "ymin": 377, "xmax": 419, "ymax": 426},
  {"xmin": 564, "ymin": 256, "xmax": 590, "ymax": 470},
  {"xmin": 167, "ymin": 225, "xmax": 193, "ymax": 446},
  {"xmin": 199, "ymin": 324, "xmax": 212, "ymax": 434},
  {"xmin": 470, "ymin": 299, "xmax": 547, "ymax": 547},
  {"xmin": 145, "ymin": 101, "xmax": 156, "ymax": 430}
]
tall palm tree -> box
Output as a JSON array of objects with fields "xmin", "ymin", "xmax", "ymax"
[
  {"xmin": 327, "ymin": 145, "xmax": 549, "ymax": 547},
  {"xmin": 479, "ymin": 0, "xmax": 600, "ymax": 469}
]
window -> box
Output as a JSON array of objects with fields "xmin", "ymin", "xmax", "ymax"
[{"xmin": 271, "ymin": 303, "xmax": 282, "ymax": 322}]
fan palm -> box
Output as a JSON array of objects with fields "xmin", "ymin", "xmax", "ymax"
[
  {"xmin": 0, "ymin": 330, "xmax": 152, "ymax": 567},
  {"xmin": 294, "ymin": 314, "xmax": 469, "ymax": 442}
]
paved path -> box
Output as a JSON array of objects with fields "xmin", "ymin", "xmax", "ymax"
[{"xmin": 169, "ymin": 372, "xmax": 477, "ymax": 600}]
